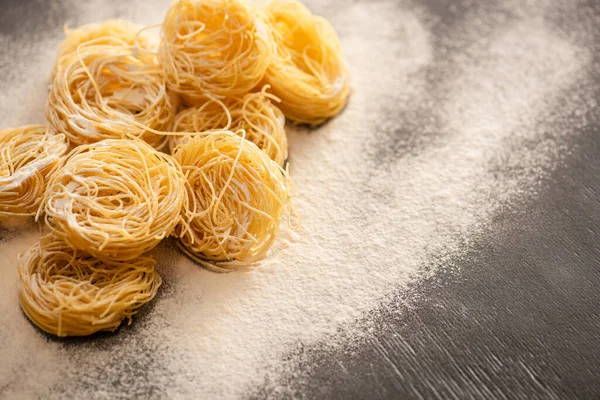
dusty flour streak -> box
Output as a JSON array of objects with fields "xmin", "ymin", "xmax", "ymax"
[
  {"xmin": 0, "ymin": 0, "xmax": 593, "ymax": 399},
  {"xmin": 362, "ymin": 19, "xmax": 586, "ymax": 284},
  {"xmin": 255, "ymin": 6, "xmax": 592, "ymax": 396},
  {"xmin": 0, "ymin": 228, "xmax": 60, "ymax": 398}
]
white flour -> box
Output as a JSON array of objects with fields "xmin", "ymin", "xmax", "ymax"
[{"xmin": 0, "ymin": 0, "xmax": 594, "ymax": 399}]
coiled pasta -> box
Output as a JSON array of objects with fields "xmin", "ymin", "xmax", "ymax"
[
  {"xmin": 18, "ymin": 234, "xmax": 161, "ymax": 337},
  {"xmin": 47, "ymin": 38, "xmax": 176, "ymax": 150},
  {"xmin": 159, "ymin": 0, "xmax": 273, "ymax": 100},
  {"xmin": 173, "ymin": 131, "xmax": 296, "ymax": 272},
  {"xmin": 54, "ymin": 20, "xmax": 155, "ymax": 75},
  {"xmin": 0, "ymin": 125, "xmax": 68, "ymax": 218},
  {"xmin": 264, "ymin": 0, "xmax": 350, "ymax": 125},
  {"xmin": 43, "ymin": 139, "xmax": 187, "ymax": 261}
]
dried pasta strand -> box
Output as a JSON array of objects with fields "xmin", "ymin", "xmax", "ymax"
[
  {"xmin": 47, "ymin": 38, "xmax": 176, "ymax": 150},
  {"xmin": 0, "ymin": 125, "xmax": 68, "ymax": 218},
  {"xmin": 170, "ymin": 86, "xmax": 288, "ymax": 165},
  {"xmin": 263, "ymin": 0, "xmax": 350, "ymax": 125},
  {"xmin": 42, "ymin": 139, "xmax": 188, "ymax": 261},
  {"xmin": 172, "ymin": 130, "xmax": 297, "ymax": 272},
  {"xmin": 54, "ymin": 20, "xmax": 156, "ymax": 76},
  {"xmin": 159, "ymin": 0, "xmax": 273, "ymax": 100},
  {"xmin": 18, "ymin": 234, "xmax": 161, "ymax": 337}
]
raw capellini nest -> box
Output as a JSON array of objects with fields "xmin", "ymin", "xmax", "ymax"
[
  {"xmin": 54, "ymin": 20, "xmax": 156, "ymax": 75},
  {"xmin": 263, "ymin": 0, "xmax": 350, "ymax": 126},
  {"xmin": 47, "ymin": 38, "xmax": 176, "ymax": 150},
  {"xmin": 0, "ymin": 125, "xmax": 68, "ymax": 218},
  {"xmin": 170, "ymin": 86, "xmax": 288, "ymax": 165},
  {"xmin": 173, "ymin": 130, "xmax": 297, "ymax": 272},
  {"xmin": 42, "ymin": 139, "xmax": 188, "ymax": 261},
  {"xmin": 159, "ymin": 0, "xmax": 273, "ymax": 100},
  {"xmin": 18, "ymin": 233, "xmax": 161, "ymax": 337}
]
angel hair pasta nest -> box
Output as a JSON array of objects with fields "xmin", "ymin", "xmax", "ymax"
[
  {"xmin": 159, "ymin": 0, "xmax": 273, "ymax": 100},
  {"xmin": 54, "ymin": 20, "xmax": 155, "ymax": 75},
  {"xmin": 0, "ymin": 125, "xmax": 68, "ymax": 218},
  {"xmin": 4, "ymin": 0, "xmax": 355, "ymax": 338},
  {"xmin": 173, "ymin": 130, "xmax": 297, "ymax": 272},
  {"xmin": 263, "ymin": 0, "xmax": 350, "ymax": 125},
  {"xmin": 43, "ymin": 139, "xmax": 188, "ymax": 261},
  {"xmin": 18, "ymin": 234, "xmax": 161, "ymax": 337},
  {"xmin": 47, "ymin": 38, "xmax": 176, "ymax": 150}
]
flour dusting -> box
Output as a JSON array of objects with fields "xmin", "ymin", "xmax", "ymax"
[{"xmin": 0, "ymin": 0, "xmax": 595, "ymax": 399}]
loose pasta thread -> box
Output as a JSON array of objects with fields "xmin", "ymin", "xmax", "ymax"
[{"xmin": 170, "ymin": 85, "xmax": 288, "ymax": 165}]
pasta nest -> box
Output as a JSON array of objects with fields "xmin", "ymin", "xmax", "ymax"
[
  {"xmin": 18, "ymin": 234, "xmax": 161, "ymax": 337},
  {"xmin": 47, "ymin": 38, "xmax": 176, "ymax": 150},
  {"xmin": 264, "ymin": 0, "xmax": 350, "ymax": 125},
  {"xmin": 43, "ymin": 139, "xmax": 188, "ymax": 261},
  {"xmin": 0, "ymin": 125, "xmax": 68, "ymax": 218},
  {"xmin": 170, "ymin": 86, "xmax": 287, "ymax": 165},
  {"xmin": 173, "ymin": 130, "xmax": 296, "ymax": 272},
  {"xmin": 54, "ymin": 20, "xmax": 156, "ymax": 75},
  {"xmin": 159, "ymin": 0, "xmax": 273, "ymax": 99}
]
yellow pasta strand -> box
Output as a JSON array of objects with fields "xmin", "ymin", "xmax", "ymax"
[
  {"xmin": 42, "ymin": 139, "xmax": 187, "ymax": 261},
  {"xmin": 264, "ymin": 0, "xmax": 350, "ymax": 125},
  {"xmin": 0, "ymin": 125, "xmax": 68, "ymax": 218},
  {"xmin": 159, "ymin": 0, "xmax": 273, "ymax": 100},
  {"xmin": 5, "ymin": 0, "xmax": 353, "ymax": 339},
  {"xmin": 47, "ymin": 38, "xmax": 176, "ymax": 150},
  {"xmin": 173, "ymin": 130, "xmax": 297, "ymax": 272},
  {"xmin": 18, "ymin": 234, "xmax": 161, "ymax": 337},
  {"xmin": 54, "ymin": 20, "xmax": 155, "ymax": 75},
  {"xmin": 171, "ymin": 86, "xmax": 288, "ymax": 165}
]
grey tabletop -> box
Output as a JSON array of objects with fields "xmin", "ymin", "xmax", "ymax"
[{"xmin": 2, "ymin": 0, "xmax": 600, "ymax": 399}]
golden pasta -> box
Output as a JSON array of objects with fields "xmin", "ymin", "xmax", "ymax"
[
  {"xmin": 173, "ymin": 130, "xmax": 297, "ymax": 272},
  {"xmin": 43, "ymin": 139, "xmax": 187, "ymax": 261},
  {"xmin": 47, "ymin": 38, "xmax": 176, "ymax": 150},
  {"xmin": 264, "ymin": 0, "xmax": 350, "ymax": 125},
  {"xmin": 54, "ymin": 20, "xmax": 154, "ymax": 74},
  {"xmin": 0, "ymin": 125, "xmax": 68, "ymax": 218},
  {"xmin": 18, "ymin": 234, "xmax": 161, "ymax": 337},
  {"xmin": 170, "ymin": 86, "xmax": 288, "ymax": 165},
  {"xmin": 6, "ymin": 0, "xmax": 344, "ymax": 339},
  {"xmin": 159, "ymin": 0, "xmax": 273, "ymax": 100}
]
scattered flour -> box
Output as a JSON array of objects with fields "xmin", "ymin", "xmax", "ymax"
[{"xmin": 0, "ymin": 0, "xmax": 595, "ymax": 399}]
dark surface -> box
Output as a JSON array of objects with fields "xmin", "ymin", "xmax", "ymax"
[
  {"xmin": 254, "ymin": 122, "xmax": 600, "ymax": 400},
  {"xmin": 251, "ymin": 1, "xmax": 600, "ymax": 399},
  {"xmin": 2, "ymin": 0, "xmax": 600, "ymax": 399}
]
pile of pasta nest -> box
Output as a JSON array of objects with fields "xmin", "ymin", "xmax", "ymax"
[{"xmin": 1, "ymin": 0, "xmax": 349, "ymax": 337}]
